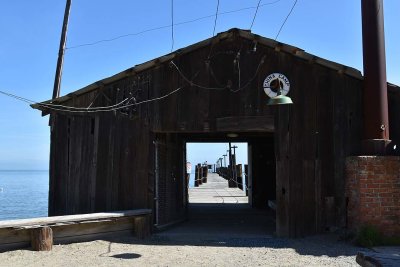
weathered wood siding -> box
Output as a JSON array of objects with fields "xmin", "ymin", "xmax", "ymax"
[
  {"xmin": 389, "ymin": 86, "xmax": 400, "ymax": 147},
  {"xmin": 47, "ymin": 32, "xmax": 399, "ymax": 237}
]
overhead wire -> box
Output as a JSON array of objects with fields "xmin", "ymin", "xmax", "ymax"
[
  {"xmin": 1, "ymin": 51, "xmax": 265, "ymax": 113},
  {"xmin": 212, "ymin": 0, "xmax": 220, "ymax": 37},
  {"xmin": 169, "ymin": 61, "xmax": 226, "ymax": 91},
  {"xmin": 1, "ymin": 0, "xmax": 293, "ymax": 113},
  {"xmin": 170, "ymin": 54, "xmax": 266, "ymax": 93},
  {"xmin": 0, "ymin": 86, "xmax": 183, "ymax": 113},
  {"xmin": 275, "ymin": 0, "xmax": 298, "ymax": 40},
  {"xmin": 0, "ymin": 47, "xmax": 265, "ymax": 113},
  {"xmin": 65, "ymin": 0, "xmax": 283, "ymax": 50},
  {"xmin": 250, "ymin": 0, "xmax": 262, "ymax": 30},
  {"xmin": 0, "ymin": 89, "xmax": 132, "ymax": 111},
  {"xmin": 171, "ymin": 0, "xmax": 175, "ymax": 52}
]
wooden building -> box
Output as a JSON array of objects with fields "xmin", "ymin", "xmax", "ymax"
[{"xmin": 33, "ymin": 29, "xmax": 400, "ymax": 237}]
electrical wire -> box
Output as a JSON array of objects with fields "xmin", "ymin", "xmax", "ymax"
[
  {"xmin": 170, "ymin": 61, "xmax": 227, "ymax": 90},
  {"xmin": 39, "ymin": 97, "xmax": 133, "ymax": 111},
  {"xmin": 212, "ymin": 0, "xmax": 220, "ymax": 37},
  {"xmin": 170, "ymin": 55, "xmax": 266, "ymax": 93},
  {"xmin": 0, "ymin": 90, "xmax": 35, "ymax": 105},
  {"xmin": 171, "ymin": 0, "xmax": 175, "ymax": 52},
  {"xmin": 0, "ymin": 51, "xmax": 265, "ymax": 113},
  {"xmin": 0, "ymin": 86, "xmax": 183, "ymax": 113},
  {"xmin": 275, "ymin": 0, "xmax": 298, "ymax": 40},
  {"xmin": 0, "ymin": 89, "xmax": 133, "ymax": 111},
  {"xmin": 250, "ymin": 0, "xmax": 262, "ymax": 30},
  {"xmin": 65, "ymin": 0, "xmax": 283, "ymax": 50}
]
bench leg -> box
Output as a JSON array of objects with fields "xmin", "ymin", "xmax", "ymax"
[
  {"xmin": 134, "ymin": 216, "xmax": 151, "ymax": 239},
  {"xmin": 31, "ymin": 226, "xmax": 53, "ymax": 251}
]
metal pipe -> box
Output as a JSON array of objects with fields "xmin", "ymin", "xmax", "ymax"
[{"xmin": 361, "ymin": 0, "xmax": 389, "ymax": 141}]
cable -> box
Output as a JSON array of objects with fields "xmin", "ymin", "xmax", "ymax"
[
  {"xmin": 171, "ymin": 0, "xmax": 175, "ymax": 52},
  {"xmin": 1, "ymin": 52, "xmax": 265, "ymax": 113},
  {"xmin": 43, "ymin": 86, "xmax": 183, "ymax": 113},
  {"xmin": 65, "ymin": 0, "xmax": 283, "ymax": 50},
  {"xmin": 39, "ymin": 97, "xmax": 132, "ymax": 111},
  {"xmin": 212, "ymin": 0, "xmax": 220, "ymax": 37},
  {"xmin": 0, "ymin": 88, "xmax": 132, "ymax": 111},
  {"xmin": 170, "ymin": 55, "xmax": 265, "ymax": 93},
  {"xmin": 250, "ymin": 0, "xmax": 262, "ymax": 30},
  {"xmin": 170, "ymin": 61, "xmax": 226, "ymax": 90},
  {"xmin": 0, "ymin": 86, "xmax": 184, "ymax": 114},
  {"xmin": 0, "ymin": 90, "xmax": 35, "ymax": 104},
  {"xmin": 275, "ymin": 0, "xmax": 298, "ymax": 40}
]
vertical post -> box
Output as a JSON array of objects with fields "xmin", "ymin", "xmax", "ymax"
[
  {"xmin": 31, "ymin": 227, "xmax": 53, "ymax": 251},
  {"xmin": 361, "ymin": 0, "xmax": 390, "ymax": 154},
  {"xmin": 134, "ymin": 215, "xmax": 151, "ymax": 239},
  {"xmin": 232, "ymin": 145, "xmax": 238, "ymax": 185},
  {"xmin": 52, "ymin": 0, "xmax": 72, "ymax": 100},
  {"xmin": 154, "ymin": 141, "xmax": 159, "ymax": 226},
  {"xmin": 228, "ymin": 145, "xmax": 233, "ymax": 183}
]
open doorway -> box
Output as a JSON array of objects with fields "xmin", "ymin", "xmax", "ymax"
[
  {"xmin": 152, "ymin": 133, "xmax": 276, "ymax": 237},
  {"xmin": 186, "ymin": 142, "xmax": 248, "ymax": 204},
  {"xmin": 179, "ymin": 139, "xmax": 276, "ymax": 237}
]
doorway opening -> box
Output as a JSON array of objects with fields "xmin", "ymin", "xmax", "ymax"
[
  {"xmin": 186, "ymin": 142, "xmax": 248, "ymax": 205},
  {"xmin": 180, "ymin": 136, "xmax": 276, "ymax": 237}
]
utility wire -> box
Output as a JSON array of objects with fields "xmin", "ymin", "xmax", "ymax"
[
  {"xmin": 171, "ymin": 0, "xmax": 175, "ymax": 52},
  {"xmin": 0, "ymin": 53, "xmax": 265, "ymax": 113},
  {"xmin": 212, "ymin": 0, "xmax": 220, "ymax": 36},
  {"xmin": 250, "ymin": 0, "xmax": 262, "ymax": 30},
  {"xmin": 65, "ymin": 0, "xmax": 283, "ymax": 50},
  {"xmin": 0, "ymin": 90, "xmax": 135, "ymax": 111},
  {"xmin": 0, "ymin": 50, "xmax": 265, "ymax": 113},
  {"xmin": 275, "ymin": 0, "xmax": 298, "ymax": 40},
  {"xmin": 0, "ymin": 87, "xmax": 183, "ymax": 113},
  {"xmin": 170, "ymin": 55, "xmax": 266, "ymax": 93}
]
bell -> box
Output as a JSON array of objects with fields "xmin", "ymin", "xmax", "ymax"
[{"xmin": 267, "ymin": 94, "xmax": 293, "ymax": 105}]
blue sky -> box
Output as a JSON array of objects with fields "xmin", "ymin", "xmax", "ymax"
[
  {"xmin": 187, "ymin": 143, "xmax": 248, "ymax": 170},
  {"xmin": 0, "ymin": 0, "xmax": 399, "ymax": 170}
]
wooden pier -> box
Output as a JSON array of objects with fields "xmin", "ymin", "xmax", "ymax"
[{"xmin": 189, "ymin": 173, "xmax": 247, "ymax": 204}]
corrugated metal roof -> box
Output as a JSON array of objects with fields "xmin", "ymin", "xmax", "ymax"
[{"xmin": 32, "ymin": 28, "xmax": 398, "ymax": 110}]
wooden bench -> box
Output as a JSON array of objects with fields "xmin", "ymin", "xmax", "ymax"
[{"xmin": 0, "ymin": 209, "xmax": 152, "ymax": 252}]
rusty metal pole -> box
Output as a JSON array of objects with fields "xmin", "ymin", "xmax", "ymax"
[
  {"xmin": 52, "ymin": 0, "xmax": 72, "ymax": 100},
  {"xmin": 361, "ymin": 0, "xmax": 390, "ymax": 154}
]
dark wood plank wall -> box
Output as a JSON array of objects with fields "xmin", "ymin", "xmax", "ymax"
[
  {"xmin": 49, "ymin": 78, "xmax": 154, "ymax": 216},
  {"xmin": 250, "ymin": 137, "xmax": 276, "ymax": 208},
  {"xmin": 271, "ymin": 52, "xmax": 363, "ymax": 237},
  {"xmin": 389, "ymin": 87, "xmax": 400, "ymax": 149},
  {"xmin": 155, "ymin": 134, "xmax": 186, "ymax": 225},
  {"xmin": 48, "ymin": 34, "xmax": 399, "ymax": 236}
]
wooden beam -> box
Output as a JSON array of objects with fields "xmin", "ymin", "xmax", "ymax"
[
  {"xmin": 216, "ymin": 116, "xmax": 275, "ymax": 132},
  {"xmin": 0, "ymin": 209, "xmax": 151, "ymax": 228},
  {"xmin": 0, "ymin": 210, "xmax": 152, "ymax": 252}
]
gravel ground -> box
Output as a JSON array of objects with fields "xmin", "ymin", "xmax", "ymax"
[
  {"xmin": 0, "ymin": 176, "xmax": 365, "ymax": 266},
  {"xmin": 0, "ymin": 234, "xmax": 364, "ymax": 267}
]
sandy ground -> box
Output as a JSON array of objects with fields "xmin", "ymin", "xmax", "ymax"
[
  {"xmin": 0, "ymin": 175, "xmax": 364, "ymax": 266},
  {"xmin": 0, "ymin": 234, "xmax": 363, "ymax": 267}
]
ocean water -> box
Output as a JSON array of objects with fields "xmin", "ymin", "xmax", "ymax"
[{"xmin": 0, "ymin": 170, "xmax": 49, "ymax": 221}]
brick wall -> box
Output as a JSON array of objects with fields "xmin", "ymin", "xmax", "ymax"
[{"xmin": 345, "ymin": 156, "xmax": 400, "ymax": 237}]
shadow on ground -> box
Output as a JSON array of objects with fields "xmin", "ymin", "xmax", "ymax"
[{"xmin": 100, "ymin": 202, "xmax": 361, "ymax": 258}]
